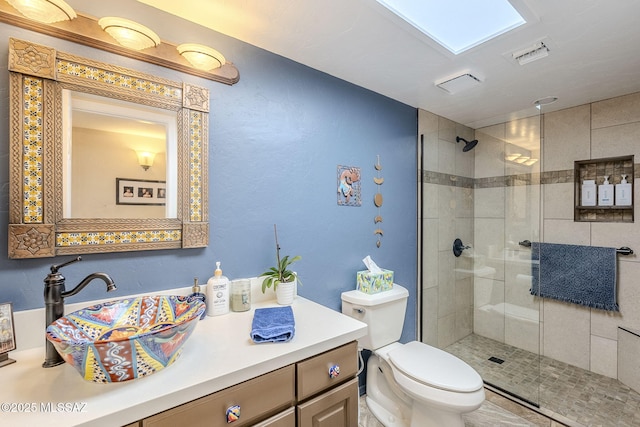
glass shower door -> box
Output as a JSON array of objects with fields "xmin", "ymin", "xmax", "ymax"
[
  {"xmin": 417, "ymin": 107, "xmax": 542, "ymax": 407},
  {"xmin": 471, "ymin": 111, "xmax": 542, "ymax": 406}
]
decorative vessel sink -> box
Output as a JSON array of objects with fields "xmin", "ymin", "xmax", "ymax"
[{"xmin": 45, "ymin": 295, "xmax": 205, "ymax": 383}]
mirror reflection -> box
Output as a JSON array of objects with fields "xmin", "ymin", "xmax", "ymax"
[{"xmin": 63, "ymin": 91, "xmax": 178, "ymax": 219}]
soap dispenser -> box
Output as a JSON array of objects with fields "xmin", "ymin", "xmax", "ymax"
[
  {"xmin": 598, "ymin": 176, "xmax": 614, "ymax": 206},
  {"xmin": 581, "ymin": 179, "xmax": 597, "ymax": 206},
  {"xmin": 206, "ymin": 261, "xmax": 229, "ymax": 316},
  {"xmin": 189, "ymin": 278, "xmax": 207, "ymax": 319},
  {"xmin": 615, "ymin": 174, "xmax": 632, "ymax": 206}
]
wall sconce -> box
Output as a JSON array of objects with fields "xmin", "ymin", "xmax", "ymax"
[
  {"xmin": 5, "ymin": 0, "xmax": 76, "ymax": 23},
  {"xmin": 136, "ymin": 151, "xmax": 156, "ymax": 171},
  {"xmin": 98, "ymin": 17, "xmax": 160, "ymax": 51},
  {"xmin": 177, "ymin": 43, "xmax": 226, "ymax": 71}
]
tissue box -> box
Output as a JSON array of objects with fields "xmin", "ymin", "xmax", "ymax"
[{"xmin": 356, "ymin": 270, "xmax": 394, "ymax": 294}]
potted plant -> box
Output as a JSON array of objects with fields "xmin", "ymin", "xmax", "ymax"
[{"xmin": 260, "ymin": 224, "xmax": 302, "ymax": 305}]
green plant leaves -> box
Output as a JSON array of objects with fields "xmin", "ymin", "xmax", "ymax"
[{"xmin": 260, "ymin": 255, "xmax": 302, "ymax": 292}]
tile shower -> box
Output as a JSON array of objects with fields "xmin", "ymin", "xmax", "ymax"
[{"xmin": 418, "ymin": 91, "xmax": 640, "ymax": 426}]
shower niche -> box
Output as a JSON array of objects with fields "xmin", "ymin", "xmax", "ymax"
[{"xmin": 574, "ymin": 155, "xmax": 634, "ymax": 222}]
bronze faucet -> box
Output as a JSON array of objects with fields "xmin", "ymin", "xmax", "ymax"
[{"xmin": 43, "ymin": 256, "xmax": 116, "ymax": 368}]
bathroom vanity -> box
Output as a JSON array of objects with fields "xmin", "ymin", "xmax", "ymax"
[{"xmin": 0, "ymin": 293, "xmax": 366, "ymax": 426}]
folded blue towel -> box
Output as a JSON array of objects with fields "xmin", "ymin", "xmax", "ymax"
[
  {"xmin": 250, "ymin": 306, "xmax": 295, "ymax": 343},
  {"xmin": 530, "ymin": 242, "xmax": 619, "ymax": 311}
]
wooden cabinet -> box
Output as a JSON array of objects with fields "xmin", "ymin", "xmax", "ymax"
[
  {"xmin": 137, "ymin": 341, "xmax": 359, "ymax": 427},
  {"xmin": 142, "ymin": 365, "xmax": 295, "ymax": 427},
  {"xmin": 254, "ymin": 408, "xmax": 295, "ymax": 427},
  {"xmin": 296, "ymin": 341, "xmax": 358, "ymax": 401},
  {"xmin": 295, "ymin": 341, "xmax": 358, "ymax": 427},
  {"xmin": 297, "ymin": 378, "xmax": 358, "ymax": 427}
]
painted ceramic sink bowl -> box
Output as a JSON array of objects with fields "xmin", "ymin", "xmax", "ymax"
[{"xmin": 45, "ymin": 295, "xmax": 205, "ymax": 383}]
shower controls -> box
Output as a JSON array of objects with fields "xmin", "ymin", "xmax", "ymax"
[{"xmin": 453, "ymin": 238, "xmax": 471, "ymax": 257}]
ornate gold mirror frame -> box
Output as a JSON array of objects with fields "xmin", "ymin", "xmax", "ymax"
[{"xmin": 8, "ymin": 38, "xmax": 209, "ymax": 259}]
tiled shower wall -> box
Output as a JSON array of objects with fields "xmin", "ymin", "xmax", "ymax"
[
  {"xmin": 419, "ymin": 109, "xmax": 475, "ymax": 349},
  {"xmin": 540, "ymin": 91, "xmax": 640, "ymax": 380},
  {"xmin": 420, "ymin": 90, "xmax": 640, "ymax": 383}
]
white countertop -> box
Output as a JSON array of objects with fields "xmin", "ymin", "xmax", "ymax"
[{"xmin": 0, "ymin": 295, "xmax": 367, "ymax": 426}]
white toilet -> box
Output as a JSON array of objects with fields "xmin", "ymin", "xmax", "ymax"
[{"xmin": 341, "ymin": 284, "xmax": 485, "ymax": 427}]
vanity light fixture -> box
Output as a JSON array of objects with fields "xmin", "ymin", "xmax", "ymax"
[
  {"xmin": 136, "ymin": 151, "xmax": 156, "ymax": 171},
  {"xmin": 177, "ymin": 43, "xmax": 226, "ymax": 71},
  {"xmin": 5, "ymin": 0, "xmax": 76, "ymax": 23},
  {"xmin": 98, "ymin": 17, "xmax": 160, "ymax": 51}
]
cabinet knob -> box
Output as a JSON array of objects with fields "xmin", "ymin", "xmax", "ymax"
[
  {"xmin": 226, "ymin": 405, "xmax": 240, "ymax": 423},
  {"xmin": 329, "ymin": 364, "xmax": 340, "ymax": 378}
]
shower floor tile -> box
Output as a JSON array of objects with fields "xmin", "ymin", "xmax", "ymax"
[{"xmin": 445, "ymin": 334, "xmax": 640, "ymax": 427}]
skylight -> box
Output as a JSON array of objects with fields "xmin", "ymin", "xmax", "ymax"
[{"xmin": 376, "ymin": 0, "xmax": 526, "ymax": 54}]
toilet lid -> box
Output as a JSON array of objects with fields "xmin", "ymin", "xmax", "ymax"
[{"xmin": 388, "ymin": 341, "xmax": 483, "ymax": 393}]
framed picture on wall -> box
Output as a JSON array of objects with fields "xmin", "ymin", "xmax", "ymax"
[
  {"xmin": 0, "ymin": 302, "xmax": 16, "ymax": 367},
  {"xmin": 116, "ymin": 178, "xmax": 166, "ymax": 206}
]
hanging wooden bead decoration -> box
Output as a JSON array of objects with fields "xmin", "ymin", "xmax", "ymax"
[{"xmin": 374, "ymin": 155, "xmax": 383, "ymax": 247}]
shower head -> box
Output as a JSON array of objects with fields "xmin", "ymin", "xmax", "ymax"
[{"xmin": 456, "ymin": 136, "xmax": 478, "ymax": 152}]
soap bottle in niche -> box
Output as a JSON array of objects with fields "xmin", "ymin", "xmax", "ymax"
[
  {"xmin": 615, "ymin": 174, "xmax": 632, "ymax": 206},
  {"xmin": 189, "ymin": 278, "xmax": 207, "ymax": 319},
  {"xmin": 598, "ymin": 176, "xmax": 614, "ymax": 206},
  {"xmin": 206, "ymin": 261, "xmax": 229, "ymax": 317},
  {"xmin": 581, "ymin": 179, "xmax": 596, "ymax": 206}
]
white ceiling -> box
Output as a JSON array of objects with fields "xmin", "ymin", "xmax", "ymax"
[{"xmin": 120, "ymin": 1, "xmax": 640, "ymax": 129}]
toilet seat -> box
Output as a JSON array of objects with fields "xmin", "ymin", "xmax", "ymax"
[{"xmin": 388, "ymin": 341, "xmax": 483, "ymax": 393}]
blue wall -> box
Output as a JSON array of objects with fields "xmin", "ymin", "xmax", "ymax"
[{"xmin": 0, "ymin": 2, "xmax": 418, "ymax": 342}]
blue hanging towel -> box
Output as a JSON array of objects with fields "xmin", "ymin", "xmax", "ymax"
[
  {"xmin": 250, "ymin": 306, "xmax": 295, "ymax": 343},
  {"xmin": 530, "ymin": 242, "xmax": 619, "ymax": 311}
]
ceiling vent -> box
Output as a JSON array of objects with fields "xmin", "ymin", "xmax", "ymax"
[
  {"xmin": 436, "ymin": 73, "xmax": 481, "ymax": 94},
  {"xmin": 512, "ymin": 41, "xmax": 549, "ymax": 65}
]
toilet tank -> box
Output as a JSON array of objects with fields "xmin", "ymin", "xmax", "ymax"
[{"xmin": 341, "ymin": 284, "xmax": 409, "ymax": 351}]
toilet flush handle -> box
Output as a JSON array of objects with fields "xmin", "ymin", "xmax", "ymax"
[{"xmin": 352, "ymin": 306, "xmax": 365, "ymax": 315}]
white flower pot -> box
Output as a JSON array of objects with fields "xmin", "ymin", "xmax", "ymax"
[{"xmin": 275, "ymin": 279, "xmax": 296, "ymax": 305}]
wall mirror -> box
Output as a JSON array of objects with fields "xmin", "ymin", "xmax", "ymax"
[
  {"xmin": 8, "ymin": 38, "xmax": 209, "ymax": 259},
  {"xmin": 64, "ymin": 90, "xmax": 176, "ymax": 219}
]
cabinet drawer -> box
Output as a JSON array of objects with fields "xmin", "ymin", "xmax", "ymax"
[
  {"xmin": 253, "ymin": 407, "xmax": 295, "ymax": 427},
  {"xmin": 297, "ymin": 377, "xmax": 358, "ymax": 427},
  {"xmin": 296, "ymin": 341, "xmax": 358, "ymax": 401},
  {"xmin": 143, "ymin": 365, "xmax": 295, "ymax": 427}
]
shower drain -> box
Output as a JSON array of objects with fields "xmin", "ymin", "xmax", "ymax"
[{"xmin": 488, "ymin": 356, "xmax": 505, "ymax": 364}]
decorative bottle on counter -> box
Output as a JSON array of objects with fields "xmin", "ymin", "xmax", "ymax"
[
  {"xmin": 207, "ymin": 262, "xmax": 229, "ymax": 316},
  {"xmin": 230, "ymin": 279, "xmax": 251, "ymax": 312},
  {"xmin": 615, "ymin": 174, "xmax": 632, "ymax": 206},
  {"xmin": 189, "ymin": 278, "xmax": 207, "ymax": 319},
  {"xmin": 598, "ymin": 176, "xmax": 613, "ymax": 206},
  {"xmin": 581, "ymin": 179, "xmax": 596, "ymax": 206}
]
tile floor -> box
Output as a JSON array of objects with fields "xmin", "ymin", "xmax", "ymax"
[
  {"xmin": 445, "ymin": 334, "xmax": 640, "ymax": 427},
  {"xmin": 358, "ymin": 389, "xmax": 565, "ymax": 426}
]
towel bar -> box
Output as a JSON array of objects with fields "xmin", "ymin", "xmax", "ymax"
[{"xmin": 518, "ymin": 240, "xmax": 633, "ymax": 255}]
